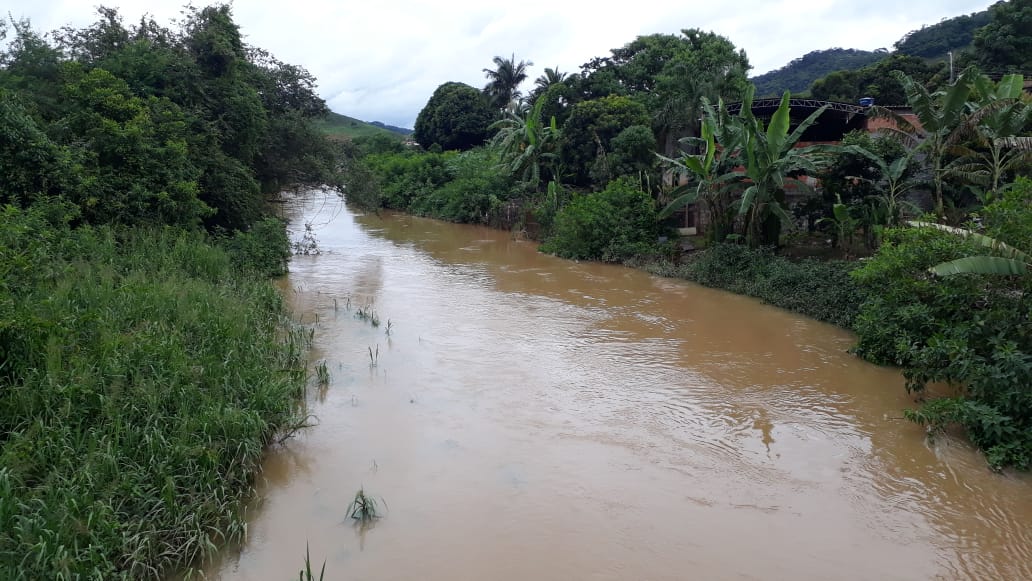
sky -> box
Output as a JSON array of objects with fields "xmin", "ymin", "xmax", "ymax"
[{"xmin": 14, "ymin": 0, "xmax": 996, "ymax": 128}]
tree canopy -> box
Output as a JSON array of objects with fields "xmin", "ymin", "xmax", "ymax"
[
  {"xmin": 414, "ymin": 81, "xmax": 497, "ymax": 151},
  {"xmin": 974, "ymin": 0, "xmax": 1032, "ymax": 73}
]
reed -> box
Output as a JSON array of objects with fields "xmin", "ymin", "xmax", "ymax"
[
  {"xmin": 0, "ymin": 217, "xmax": 308, "ymax": 579},
  {"xmin": 346, "ymin": 488, "xmax": 385, "ymax": 523}
]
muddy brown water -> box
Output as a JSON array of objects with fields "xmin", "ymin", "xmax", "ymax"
[{"xmin": 208, "ymin": 189, "xmax": 1031, "ymax": 580}]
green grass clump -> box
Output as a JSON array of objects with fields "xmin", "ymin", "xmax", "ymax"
[
  {"xmin": 346, "ymin": 488, "xmax": 384, "ymax": 523},
  {"xmin": 0, "ymin": 206, "xmax": 307, "ymax": 579}
]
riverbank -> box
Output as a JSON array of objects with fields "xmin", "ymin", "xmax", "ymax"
[
  {"xmin": 627, "ymin": 244, "xmax": 867, "ymax": 330},
  {"xmin": 0, "ymin": 206, "xmax": 309, "ymax": 579}
]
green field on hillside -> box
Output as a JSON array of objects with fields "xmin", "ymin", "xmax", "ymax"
[{"xmin": 316, "ymin": 111, "xmax": 408, "ymax": 140}]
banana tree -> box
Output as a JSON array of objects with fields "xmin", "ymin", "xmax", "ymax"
[
  {"xmin": 846, "ymin": 147, "xmax": 920, "ymax": 228},
  {"xmin": 910, "ymin": 221, "xmax": 1029, "ymax": 276},
  {"xmin": 489, "ymin": 96, "xmax": 561, "ymax": 190},
  {"xmin": 946, "ymin": 73, "xmax": 1032, "ymax": 201},
  {"xmin": 656, "ymin": 96, "xmax": 744, "ymax": 242},
  {"xmin": 735, "ymin": 88, "xmax": 836, "ymax": 247},
  {"xmin": 874, "ymin": 69, "xmax": 980, "ymax": 218}
]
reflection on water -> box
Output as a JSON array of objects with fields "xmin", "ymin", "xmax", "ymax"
[{"xmin": 208, "ymin": 188, "xmax": 1031, "ymax": 581}]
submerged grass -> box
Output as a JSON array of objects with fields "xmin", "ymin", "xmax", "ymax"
[
  {"xmin": 0, "ymin": 207, "xmax": 308, "ymax": 579},
  {"xmin": 346, "ymin": 488, "xmax": 384, "ymax": 523}
]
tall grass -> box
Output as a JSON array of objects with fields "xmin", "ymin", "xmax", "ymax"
[{"xmin": 0, "ymin": 206, "xmax": 308, "ymax": 579}]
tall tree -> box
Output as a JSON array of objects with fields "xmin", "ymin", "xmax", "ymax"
[
  {"xmin": 874, "ymin": 68, "xmax": 982, "ymax": 218},
  {"xmin": 575, "ymin": 30, "xmax": 749, "ymax": 153},
  {"xmin": 483, "ymin": 54, "xmax": 533, "ymax": 110},
  {"xmin": 559, "ymin": 95, "xmax": 651, "ymax": 187},
  {"xmin": 735, "ymin": 88, "xmax": 836, "ymax": 247},
  {"xmin": 414, "ymin": 81, "xmax": 496, "ymax": 151}
]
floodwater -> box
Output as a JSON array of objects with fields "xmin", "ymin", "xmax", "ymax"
[{"xmin": 209, "ymin": 188, "xmax": 1031, "ymax": 580}]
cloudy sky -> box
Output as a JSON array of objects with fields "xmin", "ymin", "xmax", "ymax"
[{"xmin": 16, "ymin": 0, "xmax": 994, "ymax": 128}]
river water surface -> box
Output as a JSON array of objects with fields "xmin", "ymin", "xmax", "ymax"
[{"xmin": 210, "ymin": 189, "xmax": 1031, "ymax": 580}]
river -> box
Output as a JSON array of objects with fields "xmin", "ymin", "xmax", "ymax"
[{"xmin": 208, "ymin": 188, "xmax": 1031, "ymax": 580}]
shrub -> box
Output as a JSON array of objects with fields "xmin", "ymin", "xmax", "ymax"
[
  {"xmin": 851, "ymin": 208, "xmax": 1032, "ymax": 469},
  {"xmin": 540, "ymin": 177, "xmax": 660, "ymax": 262},
  {"xmin": 408, "ymin": 148, "xmax": 513, "ymax": 223},
  {"xmin": 365, "ymin": 150, "xmax": 455, "ymax": 210}
]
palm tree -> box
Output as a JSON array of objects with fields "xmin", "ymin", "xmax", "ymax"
[
  {"xmin": 483, "ymin": 54, "xmax": 533, "ymax": 111},
  {"xmin": 533, "ymin": 67, "xmax": 567, "ymax": 94}
]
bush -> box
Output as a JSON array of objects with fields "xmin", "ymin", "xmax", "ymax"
[
  {"xmin": 218, "ymin": 216, "xmax": 292, "ymax": 277},
  {"xmin": 540, "ymin": 177, "xmax": 660, "ymax": 262},
  {"xmin": 407, "ymin": 148, "xmax": 514, "ymax": 223},
  {"xmin": 365, "ymin": 150, "xmax": 455, "ymax": 210},
  {"xmin": 851, "ymin": 211, "xmax": 1032, "ymax": 469}
]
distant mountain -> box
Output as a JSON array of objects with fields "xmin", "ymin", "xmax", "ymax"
[
  {"xmin": 315, "ymin": 112, "xmax": 409, "ymax": 140},
  {"xmin": 893, "ymin": 9, "xmax": 991, "ymax": 59},
  {"xmin": 751, "ymin": 49, "xmax": 888, "ymax": 97},
  {"xmin": 753, "ymin": 7, "xmax": 994, "ymax": 99},
  {"xmin": 369, "ymin": 121, "xmax": 413, "ymax": 136}
]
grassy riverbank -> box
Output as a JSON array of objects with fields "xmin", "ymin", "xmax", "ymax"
[
  {"xmin": 0, "ymin": 207, "xmax": 308, "ymax": 578},
  {"xmin": 628, "ymin": 244, "xmax": 868, "ymax": 329}
]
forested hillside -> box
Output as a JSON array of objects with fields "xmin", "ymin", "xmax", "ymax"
[
  {"xmin": 753, "ymin": 5, "xmax": 996, "ymax": 99},
  {"xmin": 752, "ymin": 48, "xmax": 886, "ymax": 96},
  {"xmin": 894, "ymin": 9, "xmax": 991, "ymax": 58}
]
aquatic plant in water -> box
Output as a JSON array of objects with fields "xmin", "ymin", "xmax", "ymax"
[{"xmin": 346, "ymin": 488, "xmax": 384, "ymax": 522}]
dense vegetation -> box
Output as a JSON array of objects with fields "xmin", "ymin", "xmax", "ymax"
[
  {"xmin": 893, "ymin": 9, "xmax": 992, "ymax": 59},
  {"xmin": 751, "ymin": 49, "xmax": 886, "ymax": 97},
  {"xmin": 348, "ymin": 0, "xmax": 1032, "ymax": 470},
  {"xmin": 0, "ymin": 5, "xmax": 338, "ymax": 577}
]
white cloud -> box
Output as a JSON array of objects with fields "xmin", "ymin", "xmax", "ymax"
[{"xmin": 13, "ymin": 0, "xmax": 995, "ymax": 127}]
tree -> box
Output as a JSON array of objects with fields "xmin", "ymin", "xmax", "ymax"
[
  {"xmin": 488, "ymin": 96, "xmax": 561, "ymax": 190},
  {"xmin": 532, "ymin": 67, "xmax": 567, "ymax": 97},
  {"xmin": 974, "ymin": 0, "xmax": 1032, "ymax": 74},
  {"xmin": 575, "ymin": 30, "xmax": 750, "ymax": 152},
  {"xmin": 657, "ymin": 96, "xmax": 745, "ymax": 242},
  {"xmin": 414, "ymin": 82, "xmax": 496, "ymax": 151},
  {"xmin": 650, "ymin": 29, "xmax": 750, "ymax": 152},
  {"xmin": 483, "ymin": 54, "xmax": 533, "ymax": 110},
  {"xmin": 61, "ymin": 67, "xmax": 211, "ymax": 226},
  {"xmin": 735, "ymin": 88, "xmax": 835, "ymax": 247},
  {"xmin": 874, "ymin": 68, "xmax": 981, "ymax": 218},
  {"xmin": 559, "ymin": 95, "xmax": 651, "ymax": 186},
  {"xmin": 946, "ymin": 73, "xmax": 1032, "ymax": 198}
]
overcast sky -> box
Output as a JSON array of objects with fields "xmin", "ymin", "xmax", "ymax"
[{"xmin": 16, "ymin": 0, "xmax": 995, "ymax": 128}]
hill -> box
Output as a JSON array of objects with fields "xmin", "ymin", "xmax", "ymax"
[
  {"xmin": 315, "ymin": 111, "xmax": 410, "ymax": 140},
  {"xmin": 369, "ymin": 120, "xmax": 413, "ymax": 135},
  {"xmin": 751, "ymin": 48, "xmax": 887, "ymax": 97},
  {"xmin": 894, "ymin": 9, "xmax": 992, "ymax": 59},
  {"xmin": 753, "ymin": 6, "xmax": 993, "ymax": 99}
]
